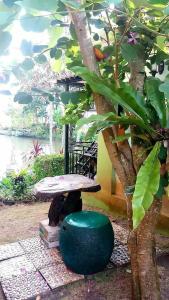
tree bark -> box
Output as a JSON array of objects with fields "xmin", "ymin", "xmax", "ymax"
[
  {"xmin": 127, "ymin": 201, "xmax": 162, "ymax": 300},
  {"xmin": 136, "ymin": 198, "xmax": 161, "ymax": 300}
]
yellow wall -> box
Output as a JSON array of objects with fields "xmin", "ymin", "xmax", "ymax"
[{"xmin": 83, "ymin": 134, "xmax": 169, "ymax": 231}]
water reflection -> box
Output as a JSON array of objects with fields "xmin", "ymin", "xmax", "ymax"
[{"xmin": 0, "ymin": 135, "xmax": 62, "ymax": 178}]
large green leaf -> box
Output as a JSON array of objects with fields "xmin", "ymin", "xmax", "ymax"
[
  {"xmin": 0, "ymin": 31, "xmax": 12, "ymax": 54},
  {"xmin": 21, "ymin": 0, "xmax": 58, "ymax": 11},
  {"xmin": 20, "ymin": 40, "xmax": 33, "ymax": 56},
  {"xmin": 60, "ymin": 91, "xmax": 87, "ymax": 105},
  {"xmin": 20, "ymin": 15, "xmax": 50, "ymax": 32},
  {"xmin": 77, "ymin": 112, "xmax": 152, "ymax": 132},
  {"xmin": 69, "ymin": 22, "xmax": 77, "ymax": 40},
  {"xmin": 131, "ymin": 0, "xmax": 168, "ymax": 8},
  {"xmin": 155, "ymin": 50, "xmax": 169, "ymax": 64},
  {"xmin": 79, "ymin": 114, "xmax": 152, "ymax": 140},
  {"xmin": 72, "ymin": 67, "xmax": 149, "ymax": 125},
  {"xmin": 159, "ymin": 76, "xmax": 169, "ymax": 100},
  {"xmin": 148, "ymin": 0, "xmax": 168, "ymax": 5},
  {"xmin": 145, "ymin": 77, "xmax": 167, "ymax": 127},
  {"xmin": 164, "ymin": 5, "xmax": 169, "ymax": 14},
  {"xmin": 57, "ymin": 37, "xmax": 71, "ymax": 48},
  {"xmin": 121, "ymin": 43, "xmax": 145, "ymax": 62},
  {"xmin": 77, "ymin": 114, "xmax": 110, "ymax": 128},
  {"xmin": 50, "ymin": 48, "xmax": 62, "ymax": 59},
  {"xmin": 60, "ymin": 0, "xmax": 81, "ymax": 9},
  {"xmin": 14, "ymin": 92, "xmax": 33, "ymax": 104},
  {"xmin": 0, "ymin": 2, "xmax": 20, "ymax": 29},
  {"xmin": 34, "ymin": 54, "xmax": 47, "ymax": 64},
  {"xmin": 132, "ymin": 142, "xmax": 161, "ymax": 229},
  {"xmin": 20, "ymin": 58, "xmax": 35, "ymax": 70},
  {"xmin": 3, "ymin": 0, "xmax": 18, "ymax": 7}
]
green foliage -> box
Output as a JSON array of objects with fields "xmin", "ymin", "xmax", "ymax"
[
  {"xmin": 33, "ymin": 154, "xmax": 64, "ymax": 181},
  {"xmin": 60, "ymin": 0, "xmax": 81, "ymax": 9},
  {"xmin": 20, "ymin": 40, "xmax": 33, "ymax": 56},
  {"xmin": 34, "ymin": 54, "xmax": 47, "ymax": 64},
  {"xmin": 132, "ymin": 143, "xmax": 161, "ymax": 229},
  {"xmin": 72, "ymin": 67, "xmax": 149, "ymax": 124},
  {"xmin": 0, "ymin": 169, "xmax": 36, "ymax": 201},
  {"xmin": 0, "ymin": 31, "xmax": 12, "ymax": 54},
  {"xmin": 50, "ymin": 47, "xmax": 62, "ymax": 59},
  {"xmin": 62, "ymin": 95, "xmax": 92, "ymax": 124},
  {"xmin": 20, "ymin": 0, "xmax": 58, "ymax": 12},
  {"xmin": 20, "ymin": 15, "xmax": 50, "ymax": 32},
  {"xmin": 159, "ymin": 76, "xmax": 169, "ymax": 100},
  {"xmin": 121, "ymin": 43, "xmax": 145, "ymax": 62},
  {"xmin": 77, "ymin": 112, "xmax": 153, "ymax": 140},
  {"xmin": 0, "ymin": 2, "xmax": 20, "ymax": 29},
  {"xmin": 20, "ymin": 58, "xmax": 35, "ymax": 71},
  {"xmin": 14, "ymin": 92, "xmax": 33, "ymax": 104},
  {"xmin": 145, "ymin": 77, "xmax": 167, "ymax": 127},
  {"xmin": 60, "ymin": 90, "xmax": 87, "ymax": 105}
]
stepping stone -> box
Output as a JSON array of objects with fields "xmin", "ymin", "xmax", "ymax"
[
  {"xmin": 0, "ymin": 255, "xmax": 36, "ymax": 280},
  {"xmin": 39, "ymin": 263, "xmax": 84, "ymax": 290},
  {"xmin": 19, "ymin": 237, "xmax": 47, "ymax": 253},
  {"xmin": 0, "ymin": 242, "xmax": 24, "ymax": 261},
  {"xmin": 1, "ymin": 271, "xmax": 50, "ymax": 300},
  {"xmin": 110, "ymin": 245, "xmax": 130, "ymax": 267},
  {"xmin": 26, "ymin": 248, "xmax": 63, "ymax": 269}
]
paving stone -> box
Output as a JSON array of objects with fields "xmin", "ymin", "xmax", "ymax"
[
  {"xmin": 1, "ymin": 271, "xmax": 50, "ymax": 300},
  {"xmin": 0, "ymin": 285, "xmax": 5, "ymax": 300},
  {"xmin": 19, "ymin": 237, "xmax": 47, "ymax": 253},
  {"xmin": 0, "ymin": 242, "xmax": 24, "ymax": 261},
  {"xmin": 40, "ymin": 263, "xmax": 84, "ymax": 290},
  {"xmin": 110, "ymin": 245, "xmax": 130, "ymax": 267},
  {"xmin": 26, "ymin": 248, "xmax": 63, "ymax": 269},
  {"xmin": 0, "ymin": 255, "xmax": 36, "ymax": 280},
  {"xmin": 114, "ymin": 238, "xmax": 121, "ymax": 247}
]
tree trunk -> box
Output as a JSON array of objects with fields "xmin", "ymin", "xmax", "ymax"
[
  {"xmin": 137, "ymin": 198, "xmax": 161, "ymax": 300},
  {"xmin": 128, "ymin": 198, "xmax": 162, "ymax": 300},
  {"xmin": 67, "ymin": 2, "xmax": 164, "ymax": 299},
  {"xmin": 128, "ymin": 57, "xmax": 163, "ymax": 299}
]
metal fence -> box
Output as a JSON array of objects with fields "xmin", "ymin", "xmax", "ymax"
[{"xmin": 68, "ymin": 141, "xmax": 97, "ymax": 179}]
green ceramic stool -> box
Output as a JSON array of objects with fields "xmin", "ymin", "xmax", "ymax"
[{"xmin": 59, "ymin": 210, "xmax": 114, "ymax": 275}]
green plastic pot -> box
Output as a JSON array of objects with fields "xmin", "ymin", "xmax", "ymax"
[{"xmin": 59, "ymin": 211, "xmax": 114, "ymax": 275}]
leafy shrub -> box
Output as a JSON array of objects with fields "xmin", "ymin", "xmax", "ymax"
[
  {"xmin": 0, "ymin": 169, "xmax": 36, "ymax": 201},
  {"xmin": 33, "ymin": 154, "xmax": 64, "ymax": 181}
]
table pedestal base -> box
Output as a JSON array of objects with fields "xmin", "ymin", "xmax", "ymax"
[
  {"xmin": 39, "ymin": 219, "xmax": 60, "ymax": 248},
  {"xmin": 48, "ymin": 191, "xmax": 82, "ymax": 227}
]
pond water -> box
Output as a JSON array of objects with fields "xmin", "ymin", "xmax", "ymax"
[{"xmin": 0, "ymin": 135, "xmax": 62, "ymax": 178}]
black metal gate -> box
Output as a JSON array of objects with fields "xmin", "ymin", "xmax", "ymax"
[{"xmin": 68, "ymin": 141, "xmax": 97, "ymax": 179}]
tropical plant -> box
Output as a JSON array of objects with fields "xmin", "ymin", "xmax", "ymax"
[
  {"xmin": 0, "ymin": 0, "xmax": 169, "ymax": 299},
  {"xmin": 22, "ymin": 140, "xmax": 43, "ymax": 167},
  {"xmin": 33, "ymin": 154, "xmax": 64, "ymax": 181}
]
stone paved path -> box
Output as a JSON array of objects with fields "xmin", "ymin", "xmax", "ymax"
[{"xmin": 0, "ymin": 221, "xmax": 131, "ymax": 300}]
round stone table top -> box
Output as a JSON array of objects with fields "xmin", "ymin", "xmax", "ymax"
[{"xmin": 34, "ymin": 174, "xmax": 101, "ymax": 198}]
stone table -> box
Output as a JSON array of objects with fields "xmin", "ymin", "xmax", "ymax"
[{"xmin": 34, "ymin": 174, "xmax": 101, "ymax": 226}]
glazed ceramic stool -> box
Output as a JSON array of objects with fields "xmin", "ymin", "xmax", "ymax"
[{"xmin": 59, "ymin": 210, "xmax": 114, "ymax": 275}]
